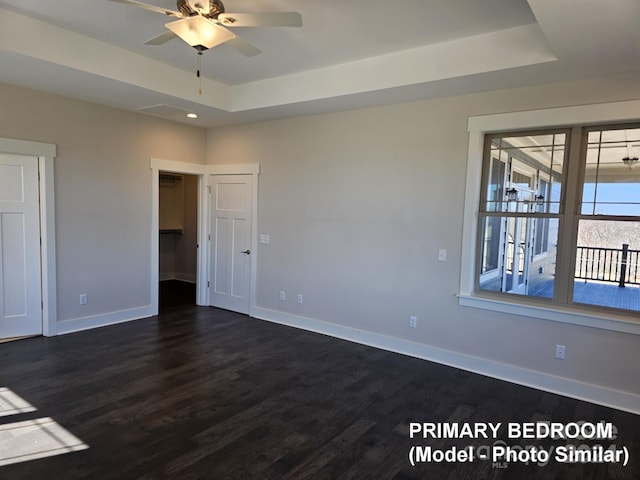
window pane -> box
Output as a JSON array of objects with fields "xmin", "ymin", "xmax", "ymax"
[
  {"xmin": 485, "ymin": 133, "xmax": 565, "ymax": 214},
  {"xmin": 486, "ymin": 156, "xmax": 505, "ymax": 212},
  {"xmin": 582, "ymin": 127, "xmax": 640, "ymax": 216},
  {"xmin": 480, "ymin": 216, "xmax": 503, "ymax": 273},
  {"xmin": 479, "ymin": 216, "xmax": 558, "ymax": 299},
  {"xmin": 574, "ymin": 220, "xmax": 640, "ymax": 311}
]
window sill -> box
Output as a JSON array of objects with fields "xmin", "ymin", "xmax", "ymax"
[{"xmin": 457, "ymin": 293, "xmax": 640, "ymax": 335}]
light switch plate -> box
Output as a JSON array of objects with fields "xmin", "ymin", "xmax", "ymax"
[
  {"xmin": 259, "ymin": 234, "xmax": 271, "ymax": 245},
  {"xmin": 438, "ymin": 249, "xmax": 447, "ymax": 261}
]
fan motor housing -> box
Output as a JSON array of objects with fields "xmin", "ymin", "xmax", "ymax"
[{"xmin": 177, "ymin": 0, "xmax": 225, "ymax": 18}]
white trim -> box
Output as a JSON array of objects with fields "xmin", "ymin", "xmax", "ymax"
[
  {"xmin": 0, "ymin": 137, "xmax": 55, "ymax": 157},
  {"xmin": 206, "ymin": 164, "xmax": 260, "ymax": 317},
  {"xmin": 174, "ymin": 272, "xmax": 196, "ymax": 283},
  {"xmin": 0, "ymin": 137, "xmax": 57, "ymax": 337},
  {"xmin": 149, "ymin": 158, "xmax": 207, "ymax": 314},
  {"xmin": 38, "ymin": 155, "xmax": 57, "ymax": 336},
  {"xmin": 252, "ymin": 306, "xmax": 640, "ymax": 415},
  {"xmin": 458, "ymin": 295, "xmax": 640, "ymax": 335},
  {"xmin": 56, "ymin": 305, "xmax": 154, "ymax": 335},
  {"xmin": 152, "ymin": 158, "xmax": 208, "ymax": 176},
  {"xmin": 159, "ymin": 272, "xmax": 174, "ymax": 282},
  {"xmin": 461, "ymin": 99, "xmax": 640, "ymax": 333},
  {"xmin": 159, "ymin": 272, "xmax": 197, "ymax": 283},
  {"xmin": 467, "ymin": 100, "xmax": 640, "ymax": 133}
]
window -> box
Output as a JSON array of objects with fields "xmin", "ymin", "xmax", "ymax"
[
  {"xmin": 574, "ymin": 127, "xmax": 640, "ymax": 310},
  {"xmin": 475, "ymin": 125, "xmax": 640, "ymax": 313},
  {"xmin": 478, "ymin": 132, "xmax": 565, "ymax": 300}
]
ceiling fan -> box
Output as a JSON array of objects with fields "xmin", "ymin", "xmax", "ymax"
[{"xmin": 110, "ymin": 0, "xmax": 302, "ymax": 57}]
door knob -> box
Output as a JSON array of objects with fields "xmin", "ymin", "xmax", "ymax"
[{"xmin": 241, "ymin": 250, "xmax": 251, "ymax": 255}]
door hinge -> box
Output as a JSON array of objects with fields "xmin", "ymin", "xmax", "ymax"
[{"xmin": 207, "ymin": 281, "xmax": 210, "ymax": 288}]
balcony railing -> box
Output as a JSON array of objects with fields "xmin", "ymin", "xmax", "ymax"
[{"xmin": 575, "ymin": 244, "xmax": 640, "ymax": 287}]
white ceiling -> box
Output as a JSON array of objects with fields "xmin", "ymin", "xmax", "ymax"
[{"xmin": 0, "ymin": 0, "xmax": 638, "ymax": 127}]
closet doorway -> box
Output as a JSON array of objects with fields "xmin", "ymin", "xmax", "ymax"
[{"xmin": 159, "ymin": 171, "xmax": 199, "ymax": 311}]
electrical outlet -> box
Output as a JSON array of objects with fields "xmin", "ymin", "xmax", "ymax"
[
  {"xmin": 409, "ymin": 315, "xmax": 417, "ymax": 328},
  {"xmin": 555, "ymin": 344, "xmax": 566, "ymax": 360},
  {"xmin": 279, "ymin": 291, "xmax": 286, "ymax": 301},
  {"xmin": 297, "ymin": 294, "xmax": 303, "ymax": 304},
  {"xmin": 79, "ymin": 294, "xmax": 88, "ymax": 305}
]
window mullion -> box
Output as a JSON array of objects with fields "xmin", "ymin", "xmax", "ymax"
[{"xmin": 554, "ymin": 126, "xmax": 584, "ymax": 304}]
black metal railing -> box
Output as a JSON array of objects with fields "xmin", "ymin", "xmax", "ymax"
[{"xmin": 575, "ymin": 244, "xmax": 640, "ymax": 287}]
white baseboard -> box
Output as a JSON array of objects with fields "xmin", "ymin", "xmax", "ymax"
[
  {"xmin": 252, "ymin": 306, "xmax": 640, "ymax": 415},
  {"xmin": 159, "ymin": 272, "xmax": 173, "ymax": 281},
  {"xmin": 174, "ymin": 272, "xmax": 196, "ymax": 283},
  {"xmin": 56, "ymin": 305, "xmax": 154, "ymax": 335},
  {"xmin": 159, "ymin": 272, "xmax": 196, "ymax": 283}
]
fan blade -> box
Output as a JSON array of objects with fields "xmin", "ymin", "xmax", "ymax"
[
  {"xmin": 217, "ymin": 12, "xmax": 302, "ymax": 27},
  {"xmin": 145, "ymin": 30, "xmax": 178, "ymax": 45},
  {"xmin": 225, "ymin": 35, "xmax": 262, "ymax": 57},
  {"xmin": 109, "ymin": 0, "xmax": 182, "ymax": 17}
]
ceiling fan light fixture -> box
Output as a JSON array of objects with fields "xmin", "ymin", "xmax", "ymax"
[{"xmin": 166, "ymin": 16, "xmax": 234, "ymax": 50}]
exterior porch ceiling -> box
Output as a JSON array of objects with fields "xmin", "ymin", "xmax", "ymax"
[{"xmin": 0, "ymin": 0, "xmax": 638, "ymax": 127}]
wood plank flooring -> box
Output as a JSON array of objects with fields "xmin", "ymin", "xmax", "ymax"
[{"xmin": 0, "ymin": 280, "xmax": 638, "ymax": 479}]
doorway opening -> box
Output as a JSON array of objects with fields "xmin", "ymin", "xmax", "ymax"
[{"xmin": 158, "ymin": 171, "xmax": 199, "ymax": 312}]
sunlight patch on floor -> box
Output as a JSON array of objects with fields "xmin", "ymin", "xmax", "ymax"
[
  {"xmin": 0, "ymin": 388, "xmax": 88, "ymax": 466},
  {"xmin": 0, "ymin": 387, "xmax": 37, "ymax": 417}
]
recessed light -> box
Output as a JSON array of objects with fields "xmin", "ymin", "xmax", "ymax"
[{"xmin": 187, "ymin": 113, "xmax": 198, "ymax": 119}]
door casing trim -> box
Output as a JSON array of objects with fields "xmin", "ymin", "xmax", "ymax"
[
  {"xmin": 150, "ymin": 159, "xmax": 207, "ymax": 313},
  {"xmin": 149, "ymin": 160, "xmax": 259, "ymax": 317}
]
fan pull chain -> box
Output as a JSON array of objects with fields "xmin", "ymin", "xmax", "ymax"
[{"xmin": 197, "ymin": 52, "xmax": 202, "ymax": 95}]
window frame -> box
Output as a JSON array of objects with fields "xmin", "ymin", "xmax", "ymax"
[
  {"xmin": 476, "ymin": 128, "xmax": 569, "ymax": 301},
  {"xmin": 459, "ymin": 100, "xmax": 640, "ymax": 335}
]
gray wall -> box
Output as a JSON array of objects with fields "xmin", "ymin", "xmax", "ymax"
[
  {"xmin": 0, "ymin": 83, "xmax": 206, "ymax": 322},
  {"xmin": 206, "ymin": 72, "xmax": 640, "ymax": 401}
]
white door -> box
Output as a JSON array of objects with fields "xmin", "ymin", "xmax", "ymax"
[
  {"xmin": 0, "ymin": 154, "xmax": 42, "ymax": 338},
  {"xmin": 209, "ymin": 174, "xmax": 253, "ymax": 314}
]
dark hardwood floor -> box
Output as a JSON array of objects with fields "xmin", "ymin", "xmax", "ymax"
[{"xmin": 0, "ymin": 281, "xmax": 638, "ymax": 479}]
